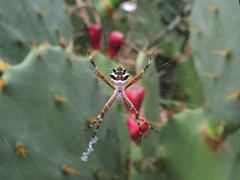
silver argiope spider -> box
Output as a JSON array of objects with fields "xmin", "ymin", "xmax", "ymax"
[{"xmin": 86, "ymin": 50, "xmax": 159, "ymax": 142}]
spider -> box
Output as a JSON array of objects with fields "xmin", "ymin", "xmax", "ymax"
[{"xmin": 86, "ymin": 50, "xmax": 159, "ymax": 142}]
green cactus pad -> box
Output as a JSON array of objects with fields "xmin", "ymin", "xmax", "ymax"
[
  {"xmin": 131, "ymin": 109, "xmax": 240, "ymax": 180},
  {"xmin": 0, "ymin": 46, "xmax": 130, "ymax": 179},
  {"xmin": 190, "ymin": 0, "xmax": 240, "ymax": 132},
  {"xmin": 0, "ymin": 0, "xmax": 73, "ymax": 64},
  {"xmin": 173, "ymin": 58, "xmax": 203, "ymax": 107}
]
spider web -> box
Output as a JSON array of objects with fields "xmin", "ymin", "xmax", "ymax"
[{"xmin": 0, "ymin": 0, "xmax": 238, "ymax": 180}]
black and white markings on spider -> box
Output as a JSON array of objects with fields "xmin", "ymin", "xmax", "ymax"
[{"xmin": 86, "ymin": 50, "xmax": 159, "ymax": 143}]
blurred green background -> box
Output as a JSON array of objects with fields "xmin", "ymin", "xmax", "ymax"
[{"xmin": 0, "ymin": 0, "xmax": 240, "ymax": 179}]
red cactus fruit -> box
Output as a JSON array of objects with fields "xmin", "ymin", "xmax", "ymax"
[
  {"xmin": 87, "ymin": 24, "xmax": 102, "ymax": 50},
  {"xmin": 127, "ymin": 113, "xmax": 149, "ymax": 142},
  {"xmin": 108, "ymin": 31, "xmax": 124, "ymax": 58},
  {"xmin": 125, "ymin": 83, "xmax": 145, "ymax": 112}
]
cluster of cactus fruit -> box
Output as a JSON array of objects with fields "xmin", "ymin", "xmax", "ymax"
[
  {"xmin": 86, "ymin": 23, "xmax": 124, "ymax": 58},
  {"xmin": 0, "ymin": 0, "xmax": 240, "ymax": 179},
  {"xmin": 125, "ymin": 83, "xmax": 148, "ymax": 142}
]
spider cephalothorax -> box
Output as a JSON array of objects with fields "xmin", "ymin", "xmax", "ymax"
[{"xmin": 110, "ymin": 66, "xmax": 129, "ymax": 81}]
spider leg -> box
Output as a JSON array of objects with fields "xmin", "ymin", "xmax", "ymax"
[
  {"xmin": 123, "ymin": 95, "xmax": 159, "ymax": 142},
  {"xmin": 88, "ymin": 49, "xmax": 115, "ymax": 89},
  {"xmin": 134, "ymin": 114, "xmax": 143, "ymax": 143},
  {"xmin": 86, "ymin": 94, "xmax": 117, "ymax": 138},
  {"xmin": 123, "ymin": 96, "xmax": 143, "ymax": 142},
  {"xmin": 84, "ymin": 118, "xmax": 97, "ymax": 131},
  {"xmin": 138, "ymin": 115, "xmax": 159, "ymax": 133},
  {"xmin": 125, "ymin": 53, "xmax": 155, "ymax": 90}
]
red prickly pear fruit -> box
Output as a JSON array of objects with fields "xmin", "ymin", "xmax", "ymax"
[
  {"xmin": 87, "ymin": 24, "xmax": 102, "ymax": 50},
  {"xmin": 127, "ymin": 113, "xmax": 148, "ymax": 142},
  {"xmin": 108, "ymin": 31, "xmax": 124, "ymax": 58},
  {"xmin": 125, "ymin": 83, "xmax": 145, "ymax": 112}
]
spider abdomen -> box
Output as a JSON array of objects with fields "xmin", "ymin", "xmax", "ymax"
[
  {"xmin": 112, "ymin": 80, "xmax": 126, "ymax": 100},
  {"xmin": 112, "ymin": 80, "xmax": 126, "ymax": 91},
  {"xmin": 114, "ymin": 90, "xmax": 126, "ymax": 100}
]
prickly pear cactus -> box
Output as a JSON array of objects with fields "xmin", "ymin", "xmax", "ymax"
[
  {"xmin": 124, "ymin": 52, "xmax": 162, "ymax": 159},
  {"xmin": 130, "ymin": 109, "xmax": 240, "ymax": 180},
  {"xmin": 0, "ymin": 0, "xmax": 73, "ymax": 64},
  {"xmin": 134, "ymin": 51, "xmax": 161, "ymax": 122},
  {"xmin": 190, "ymin": 0, "xmax": 240, "ymax": 133},
  {"xmin": 0, "ymin": 46, "xmax": 130, "ymax": 179},
  {"xmin": 173, "ymin": 58, "xmax": 203, "ymax": 106}
]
